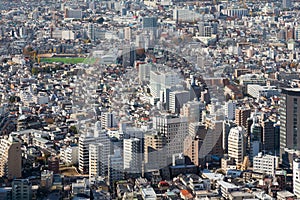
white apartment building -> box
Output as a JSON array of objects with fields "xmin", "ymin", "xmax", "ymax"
[
  {"xmin": 78, "ymin": 122, "xmax": 111, "ymax": 174},
  {"xmin": 60, "ymin": 145, "xmax": 78, "ymax": 165},
  {"xmin": 123, "ymin": 138, "xmax": 142, "ymax": 174},
  {"xmin": 169, "ymin": 90, "xmax": 189, "ymax": 114},
  {"xmin": 224, "ymin": 100, "xmax": 236, "ymax": 120},
  {"xmin": 228, "ymin": 126, "xmax": 245, "ymax": 164},
  {"xmin": 253, "ymin": 153, "xmax": 279, "ymax": 175}
]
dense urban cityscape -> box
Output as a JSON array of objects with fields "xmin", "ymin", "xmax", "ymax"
[{"xmin": 0, "ymin": 0, "xmax": 300, "ymax": 199}]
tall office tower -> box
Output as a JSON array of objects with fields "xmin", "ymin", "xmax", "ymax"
[
  {"xmin": 153, "ymin": 114, "xmax": 188, "ymax": 163},
  {"xmin": 108, "ymin": 148, "xmax": 123, "ymax": 189},
  {"xmin": 181, "ymin": 100, "xmax": 206, "ymax": 123},
  {"xmin": 144, "ymin": 132, "xmax": 167, "ymax": 171},
  {"xmin": 124, "ymin": 27, "xmax": 132, "ymax": 41},
  {"xmin": 282, "ymin": 0, "xmax": 292, "ymax": 9},
  {"xmin": 88, "ymin": 23, "xmax": 95, "ymax": 41},
  {"xmin": 235, "ymin": 107, "xmax": 251, "ymax": 128},
  {"xmin": 169, "ymin": 90, "xmax": 189, "ymax": 114},
  {"xmin": 224, "ymin": 100, "xmax": 236, "ymax": 120},
  {"xmin": 261, "ymin": 119, "xmax": 275, "ymax": 153},
  {"xmin": 280, "ymin": 88, "xmax": 300, "ymax": 165},
  {"xmin": 122, "ymin": 44, "xmax": 136, "ymax": 67},
  {"xmin": 12, "ymin": 179, "xmax": 32, "ymax": 200},
  {"xmin": 249, "ymin": 118, "xmax": 261, "ymax": 161},
  {"xmin": 149, "ymin": 70, "xmax": 180, "ymax": 98},
  {"xmin": 138, "ymin": 63, "xmax": 153, "ymax": 84},
  {"xmin": 123, "ymin": 138, "xmax": 142, "ymax": 175},
  {"xmin": 89, "ymin": 143, "xmax": 105, "ymax": 179},
  {"xmin": 0, "ymin": 135, "xmax": 21, "ymax": 180},
  {"xmin": 294, "ymin": 158, "xmax": 300, "ymax": 197},
  {"xmin": 78, "ymin": 122, "xmax": 111, "ymax": 174},
  {"xmin": 228, "ymin": 126, "xmax": 246, "ymax": 164},
  {"xmin": 101, "ymin": 111, "xmax": 117, "ymax": 129}
]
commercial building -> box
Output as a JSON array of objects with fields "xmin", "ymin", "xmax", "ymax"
[{"xmin": 153, "ymin": 114, "xmax": 188, "ymax": 163}]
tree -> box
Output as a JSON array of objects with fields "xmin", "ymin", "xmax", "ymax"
[
  {"xmin": 32, "ymin": 67, "xmax": 39, "ymax": 75},
  {"xmin": 69, "ymin": 126, "xmax": 78, "ymax": 134}
]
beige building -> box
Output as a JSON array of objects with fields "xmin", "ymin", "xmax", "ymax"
[
  {"xmin": 144, "ymin": 132, "xmax": 167, "ymax": 171},
  {"xmin": 0, "ymin": 135, "xmax": 22, "ymax": 180}
]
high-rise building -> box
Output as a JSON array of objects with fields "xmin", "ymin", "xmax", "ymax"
[
  {"xmin": 153, "ymin": 114, "xmax": 188, "ymax": 163},
  {"xmin": 138, "ymin": 63, "xmax": 153, "ymax": 84},
  {"xmin": 108, "ymin": 148, "xmax": 123, "ymax": 189},
  {"xmin": 101, "ymin": 112, "xmax": 117, "ymax": 129},
  {"xmin": 184, "ymin": 123, "xmax": 207, "ymax": 166},
  {"xmin": 280, "ymin": 88, "xmax": 300, "ymax": 164},
  {"xmin": 123, "ymin": 138, "xmax": 142, "ymax": 175},
  {"xmin": 223, "ymin": 120, "xmax": 236, "ymax": 153},
  {"xmin": 12, "ymin": 179, "xmax": 32, "ymax": 200},
  {"xmin": 224, "ymin": 100, "xmax": 236, "ymax": 120},
  {"xmin": 149, "ymin": 70, "xmax": 180, "ymax": 98},
  {"xmin": 261, "ymin": 119, "xmax": 275, "ymax": 153},
  {"xmin": 89, "ymin": 143, "xmax": 106, "ymax": 179},
  {"xmin": 0, "ymin": 135, "xmax": 21, "ymax": 180},
  {"xmin": 294, "ymin": 158, "xmax": 300, "ymax": 197},
  {"xmin": 144, "ymin": 132, "xmax": 167, "ymax": 171},
  {"xmin": 235, "ymin": 107, "xmax": 251, "ymax": 129},
  {"xmin": 169, "ymin": 90, "xmax": 189, "ymax": 114},
  {"xmin": 88, "ymin": 23, "xmax": 95, "ymax": 41},
  {"xmin": 78, "ymin": 122, "xmax": 111, "ymax": 174},
  {"xmin": 228, "ymin": 126, "xmax": 245, "ymax": 164}
]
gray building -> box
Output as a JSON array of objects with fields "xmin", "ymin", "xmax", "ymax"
[{"xmin": 280, "ymin": 88, "xmax": 300, "ymax": 165}]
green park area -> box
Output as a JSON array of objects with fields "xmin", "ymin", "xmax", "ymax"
[{"xmin": 40, "ymin": 57, "xmax": 97, "ymax": 65}]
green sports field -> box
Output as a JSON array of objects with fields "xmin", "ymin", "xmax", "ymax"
[{"xmin": 40, "ymin": 57, "xmax": 97, "ymax": 64}]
